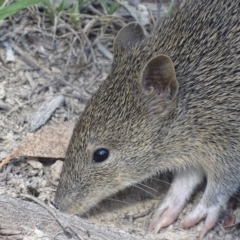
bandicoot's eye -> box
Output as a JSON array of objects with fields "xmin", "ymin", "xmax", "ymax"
[{"xmin": 93, "ymin": 148, "xmax": 109, "ymax": 163}]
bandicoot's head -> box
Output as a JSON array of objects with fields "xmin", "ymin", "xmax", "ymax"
[{"xmin": 55, "ymin": 23, "xmax": 179, "ymax": 215}]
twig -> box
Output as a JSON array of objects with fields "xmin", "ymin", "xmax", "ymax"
[
  {"xmin": 20, "ymin": 193, "xmax": 82, "ymax": 240},
  {"xmin": 5, "ymin": 94, "xmax": 67, "ymax": 118},
  {"xmin": 11, "ymin": 42, "xmax": 52, "ymax": 76},
  {"xmin": 0, "ymin": 152, "xmax": 18, "ymax": 169},
  {"xmin": 87, "ymin": 5, "xmax": 104, "ymax": 16},
  {"xmin": 96, "ymin": 41, "xmax": 113, "ymax": 60}
]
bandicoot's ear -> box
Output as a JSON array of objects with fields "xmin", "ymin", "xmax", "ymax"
[
  {"xmin": 113, "ymin": 22, "xmax": 146, "ymax": 53},
  {"xmin": 141, "ymin": 54, "xmax": 179, "ymax": 102}
]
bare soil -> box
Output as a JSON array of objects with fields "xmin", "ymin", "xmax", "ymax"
[{"xmin": 0, "ymin": 2, "xmax": 239, "ymax": 240}]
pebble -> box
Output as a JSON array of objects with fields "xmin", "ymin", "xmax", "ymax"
[
  {"xmin": 34, "ymin": 229, "xmax": 44, "ymax": 238},
  {"xmin": 0, "ymin": 84, "xmax": 5, "ymax": 99},
  {"xmin": 225, "ymin": 234, "xmax": 233, "ymax": 240},
  {"xmin": 167, "ymin": 224, "xmax": 174, "ymax": 230},
  {"xmin": 23, "ymin": 237, "xmax": 35, "ymax": 240},
  {"xmin": 64, "ymin": 86, "xmax": 73, "ymax": 93},
  {"xmin": 50, "ymin": 160, "xmax": 63, "ymax": 180},
  {"xmin": 27, "ymin": 169, "xmax": 40, "ymax": 177},
  {"xmin": 206, "ymin": 232, "xmax": 213, "ymax": 239},
  {"xmin": 0, "ymin": 188, "xmax": 6, "ymax": 194},
  {"xmin": 38, "ymin": 77, "xmax": 46, "ymax": 85},
  {"xmin": 51, "ymin": 67, "xmax": 61, "ymax": 74},
  {"xmin": 27, "ymin": 159, "xmax": 43, "ymax": 169},
  {"xmin": 0, "ymin": 151, "xmax": 9, "ymax": 160},
  {"xmin": 219, "ymin": 230, "xmax": 224, "ymax": 236}
]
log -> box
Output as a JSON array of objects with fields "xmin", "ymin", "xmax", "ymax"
[{"xmin": 0, "ymin": 194, "xmax": 147, "ymax": 240}]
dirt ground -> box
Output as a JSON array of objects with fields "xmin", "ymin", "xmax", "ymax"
[{"xmin": 0, "ymin": 1, "xmax": 240, "ymax": 240}]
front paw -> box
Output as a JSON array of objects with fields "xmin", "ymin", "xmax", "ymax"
[
  {"xmin": 182, "ymin": 204, "xmax": 221, "ymax": 239},
  {"xmin": 149, "ymin": 167, "xmax": 204, "ymax": 234},
  {"xmin": 149, "ymin": 199, "xmax": 185, "ymax": 234}
]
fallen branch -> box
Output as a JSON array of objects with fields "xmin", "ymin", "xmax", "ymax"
[{"xmin": 0, "ymin": 194, "xmax": 146, "ymax": 240}]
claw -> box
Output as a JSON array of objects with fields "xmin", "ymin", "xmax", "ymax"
[
  {"xmin": 223, "ymin": 211, "xmax": 236, "ymax": 228},
  {"xmin": 182, "ymin": 204, "xmax": 221, "ymax": 239},
  {"xmin": 182, "ymin": 204, "xmax": 207, "ymax": 229},
  {"xmin": 149, "ymin": 205, "xmax": 181, "ymax": 233},
  {"xmin": 149, "ymin": 168, "xmax": 204, "ymax": 234},
  {"xmin": 200, "ymin": 211, "xmax": 219, "ymax": 239},
  {"xmin": 223, "ymin": 197, "xmax": 238, "ymax": 227}
]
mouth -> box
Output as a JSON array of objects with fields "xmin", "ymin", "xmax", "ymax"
[
  {"xmin": 55, "ymin": 182, "xmax": 126, "ymax": 216},
  {"xmin": 55, "ymin": 191, "xmax": 98, "ymax": 216},
  {"xmin": 55, "ymin": 198, "xmax": 83, "ymax": 215}
]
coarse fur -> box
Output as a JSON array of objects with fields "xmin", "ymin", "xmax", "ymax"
[{"xmin": 55, "ymin": 0, "xmax": 240, "ymax": 238}]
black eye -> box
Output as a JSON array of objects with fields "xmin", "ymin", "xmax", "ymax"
[{"xmin": 93, "ymin": 148, "xmax": 109, "ymax": 163}]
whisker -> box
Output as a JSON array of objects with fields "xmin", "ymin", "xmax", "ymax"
[
  {"xmin": 87, "ymin": 203, "xmax": 107, "ymax": 214},
  {"xmin": 137, "ymin": 182, "xmax": 158, "ymax": 193},
  {"xmin": 105, "ymin": 198, "xmax": 132, "ymax": 205},
  {"xmin": 132, "ymin": 184, "xmax": 157, "ymax": 197},
  {"xmin": 151, "ymin": 177, "xmax": 171, "ymax": 186}
]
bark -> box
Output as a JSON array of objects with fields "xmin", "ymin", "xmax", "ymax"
[{"xmin": 0, "ymin": 194, "xmax": 146, "ymax": 240}]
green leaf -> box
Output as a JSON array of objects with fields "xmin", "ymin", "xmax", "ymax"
[
  {"xmin": 0, "ymin": 0, "xmax": 5, "ymax": 8},
  {"xmin": 57, "ymin": 1, "xmax": 65, "ymax": 12},
  {"xmin": 107, "ymin": 1, "xmax": 119, "ymax": 15},
  {"xmin": 98, "ymin": 0, "xmax": 108, "ymax": 14},
  {"xmin": 98, "ymin": 0, "xmax": 119, "ymax": 15},
  {"xmin": 70, "ymin": 1, "xmax": 80, "ymax": 26},
  {"xmin": 167, "ymin": 0, "xmax": 175, "ymax": 15},
  {"xmin": 79, "ymin": 0, "xmax": 90, "ymax": 9},
  {"xmin": 0, "ymin": 0, "xmax": 43, "ymax": 20},
  {"xmin": 41, "ymin": 0, "xmax": 55, "ymax": 24}
]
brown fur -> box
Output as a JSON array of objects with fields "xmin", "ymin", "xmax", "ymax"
[{"xmin": 55, "ymin": 0, "xmax": 240, "ymax": 235}]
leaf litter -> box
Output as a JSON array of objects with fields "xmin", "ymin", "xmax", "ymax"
[{"xmin": 0, "ymin": 1, "xmax": 239, "ymax": 240}]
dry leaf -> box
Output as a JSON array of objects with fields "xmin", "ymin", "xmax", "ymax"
[{"xmin": 0, "ymin": 122, "xmax": 75, "ymax": 168}]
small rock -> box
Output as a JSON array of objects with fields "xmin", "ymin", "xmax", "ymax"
[
  {"xmin": 6, "ymin": 131, "xmax": 14, "ymax": 140},
  {"xmin": 225, "ymin": 234, "xmax": 233, "ymax": 240},
  {"xmin": 167, "ymin": 224, "xmax": 174, "ymax": 230},
  {"xmin": 32, "ymin": 71, "xmax": 39, "ymax": 79},
  {"xmin": 23, "ymin": 237, "xmax": 35, "ymax": 240},
  {"xmin": 137, "ymin": 4, "xmax": 149, "ymax": 26},
  {"xmin": 38, "ymin": 77, "xmax": 46, "ymax": 85},
  {"xmin": 18, "ymin": 70, "xmax": 24, "ymax": 78},
  {"xmin": 28, "ymin": 169, "xmax": 40, "ymax": 177},
  {"xmin": 51, "ymin": 67, "xmax": 61, "ymax": 74},
  {"xmin": 196, "ymin": 222, "xmax": 203, "ymax": 232},
  {"xmin": 39, "ymin": 179, "xmax": 48, "ymax": 188},
  {"xmin": 0, "ymin": 151, "xmax": 9, "ymax": 160},
  {"xmin": 64, "ymin": 86, "xmax": 73, "ymax": 93},
  {"xmin": 27, "ymin": 159, "xmax": 43, "ymax": 169},
  {"xmin": 0, "ymin": 188, "xmax": 6, "ymax": 194},
  {"xmin": 50, "ymin": 160, "xmax": 63, "ymax": 180},
  {"xmin": 207, "ymin": 232, "xmax": 214, "ymax": 239},
  {"xmin": 219, "ymin": 230, "xmax": 224, "ymax": 236},
  {"xmin": 34, "ymin": 229, "xmax": 44, "ymax": 238},
  {"xmin": 0, "ymin": 84, "xmax": 5, "ymax": 99},
  {"xmin": 3, "ymin": 41, "xmax": 15, "ymax": 62},
  {"xmin": 20, "ymin": 89, "xmax": 29, "ymax": 100}
]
